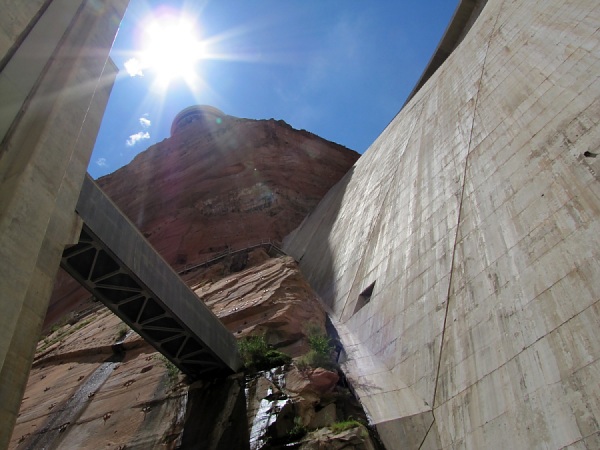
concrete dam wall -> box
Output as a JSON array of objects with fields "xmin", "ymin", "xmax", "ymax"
[{"xmin": 284, "ymin": 0, "xmax": 600, "ymax": 448}]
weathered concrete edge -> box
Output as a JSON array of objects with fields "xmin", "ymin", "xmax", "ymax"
[
  {"xmin": 76, "ymin": 174, "xmax": 242, "ymax": 372},
  {"xmin": 404, "ymin": 0, "xmax": 488, "ymax": 106}
]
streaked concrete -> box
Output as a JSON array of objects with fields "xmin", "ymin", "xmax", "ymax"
[
  {"xmin": 285, "ymin": 0, "xmax": 600, "ymax": 448},
  {"xmin": 0, "ymin": 1, "xmax": 128, "ymax": 447}
]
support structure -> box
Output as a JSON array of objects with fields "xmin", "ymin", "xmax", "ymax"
[
  {"xmin": 62, "ymin": 175, "xmax": 241, "ymax": 379},
  {"xmin": 0, "ymin": 2, "xmax": 128, "ymax": 447}
]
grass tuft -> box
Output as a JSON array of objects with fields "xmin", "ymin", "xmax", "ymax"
[
  {"xmin": 296, "ymin": 324, "xmax": 336, "ymax": 371},
  {"xmin": 330, "ymin": 419, "xmax": 363, "ymax": 433},
  {"xmin": 116, "ymin": 323, "xmax": 129, "ymax": 341},
  {"xmin": 156, "ymin": 355, "xmax": 180, "ymax": 385}
]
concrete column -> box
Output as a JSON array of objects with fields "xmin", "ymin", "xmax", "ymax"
[{"xmin": 0, "ymin": 1, "xmax": 128, "ymax": 447}]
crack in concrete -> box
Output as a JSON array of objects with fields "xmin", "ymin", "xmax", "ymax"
[{"xmin": 425, "ymin": 0, "xmax": 508, "ymax": 447}]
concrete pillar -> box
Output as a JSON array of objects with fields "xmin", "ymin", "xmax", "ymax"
[{"xmin": 0, "ymin": 1, "xmax": 128, "ymax": 447}]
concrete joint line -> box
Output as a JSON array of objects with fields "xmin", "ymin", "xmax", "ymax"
[
  {"xmin": 0, "ymin": 0, "xmax": 88, "ymax": 151},
  {"xmin": 340, "ymin": 100, "xmax": 426, "ymax": 322},
  {"xmin": 431, "ymin": 0, "xmax": 507, "ymax": 411},
  {"xmin": 417, "ymin": 418, "xmax": 436, "ymax": 450},
  {"xmin": 439, "ymin": 295, "xmax": 600, "ymax": 406}
]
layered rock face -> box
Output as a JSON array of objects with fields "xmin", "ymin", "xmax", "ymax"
[
  {"xmin": 186, "ymin": 249, "xmax": 327, "ymax": 356},
  {"xmin": 97, "ymin": 113, "xmax": 358, "ymax": 267},
  {"xmin": 12, "ymin": 109, "xmax": 370, "ymax": 448},
  {"xmin": 45, "ymin": 111, "xmax": 358, "ymax": 328},
  {"xmin": 12, "ymin": 254, "xmax": 377, "ymax": 449}
]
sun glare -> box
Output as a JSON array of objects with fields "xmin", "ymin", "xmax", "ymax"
[{"xmin": 139, "ymin": 15, "xmax": 204, "ymax": 87}]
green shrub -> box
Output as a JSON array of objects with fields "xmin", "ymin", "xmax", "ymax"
[
  {"xmin": 238, "ymin": 335, "xmax": 291, "ymax": 372},
  {"xmin": 287, "ymin": 417, "xmax": 307, "ymax": 441},
  {"xmin": 308, "ymin": 332, "xmax": 331, "ymax": 356},
  {"xmin": 239, "ymin": 334, "xmax": 269, "ymax": 359},
  {"xmin": 297, "ymin": 324, "xmax": 336, "ymax": 370},
  {"xmin": 116, "ymin": 323, "xmax": 129, "ymax": 341},
  {"xmin": 157, "ymin": 355, "xmax": 180, "ymax": 384}
]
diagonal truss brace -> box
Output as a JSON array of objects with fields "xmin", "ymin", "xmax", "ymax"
[
  {"xmin": 61, "ymin": 175, "xmax": 241, "ymax": 379},
  {"xmin": 62, "ymin": 226, "xmax": 226, "ymax": 378}
]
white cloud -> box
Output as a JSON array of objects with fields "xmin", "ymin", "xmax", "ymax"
[
  {"xmin": 139, "ymin": 117, "xmax": 151, "ymax": 128},
  {"xmin": 96, "ymin": 157, "xmax": 108, "ymax": 167},
  {"xmin": 124, "ymin": 58, "xmax": 143, "ymax": 77},
  {"xmin": 126, "ymin": 131, "xmax": 150, "ymax": 147}
]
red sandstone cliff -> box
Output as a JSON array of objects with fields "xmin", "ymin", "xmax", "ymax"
[
  {"xmin": 45, "ymin": 112, "xmax": 358, "ymax": 327},
  {"xmin": 97, "ymin": 114, "xmax": 358, "ymax": 267},
  {"xmin": 13, "ymin": 110, "xmax": 373, "ymax": 449},
  {"xmin": 13, "ymin": 253, "xmax": 376, "ymax": 449}
]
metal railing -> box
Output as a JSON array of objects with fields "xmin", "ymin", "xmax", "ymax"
[{"xmin": 177, "ymin": 239, "xmax": 286, "ymax": 275}]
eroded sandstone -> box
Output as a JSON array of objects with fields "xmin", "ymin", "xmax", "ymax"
[{"xmin": 12, "ymin": 255, "xmax": 378, "ymax": 449}]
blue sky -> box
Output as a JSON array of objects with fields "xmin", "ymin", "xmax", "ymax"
[{"xmin": 89, "ymin": 0, "xmax": 458, "ymax": 178}]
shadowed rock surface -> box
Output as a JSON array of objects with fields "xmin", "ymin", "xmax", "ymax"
[
  {"xmin": 11, "ymin": 255, "xmax": 378, "ymax": 449},
  {"xmin": 98, "ymin": 114, "xmax": 358, "ymax": 267}
]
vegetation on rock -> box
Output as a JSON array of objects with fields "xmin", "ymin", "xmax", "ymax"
[
  {"xmin": 238, "ymin": 334, "xmax": 292, "ymax": 372},
  {"xmin": 296, "ymin": 324, "xmax": 336, "ymax": 371},
  {"xmin": 330, "ymin": 419, "xmax": 364, "ymax": 434},
  {"xmin": 38, "ymin": 317, "xmax": 95, "ymax": 353},
  {"xmin": 157, "ymin": 355, "xmax": 180, "ymax": 385},
  {"xmin": 287, "ymin": 417, "xmax": 308, "ymax": 441},
  {"xmin": 116, "ymin": 323, "xmax": 129, "ymax": 341}
]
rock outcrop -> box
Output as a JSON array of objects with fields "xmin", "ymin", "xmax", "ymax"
[
  {"xmin": 98, "ymin": 114, "xmax": 358, "ymax": 267},
  {"xmin": 12, "ymin": 108, "xmax": 370, "ymax": 449},
  {"xmin": 45, "ymin": 111, "xmax": 358, "ymax": 330},
  {"xmin": 12, "ymin": 255, "xmax": 378, "ymax": 449},
  {"xmin": 188, "ymin": 250, "xmax": 326, "ymax": 356}
]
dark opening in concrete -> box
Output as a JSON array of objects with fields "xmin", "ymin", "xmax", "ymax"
[{"xmin": 354, "ymin": 282, "xmax": 376, "ymax": 315}]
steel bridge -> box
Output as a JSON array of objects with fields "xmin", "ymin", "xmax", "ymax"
[{"xmin": 61, "ymin": 175, "xmax": 241, "ymax": 380}]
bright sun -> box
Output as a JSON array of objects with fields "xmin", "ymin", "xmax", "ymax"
[{"xmin": 135, "ymin": 15, "xmax": 204, "ymax": 86}]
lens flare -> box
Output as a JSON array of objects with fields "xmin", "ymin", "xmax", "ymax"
[{"xmin": 138, "ymin": 14, "xmax": 205, "ymax": 88}]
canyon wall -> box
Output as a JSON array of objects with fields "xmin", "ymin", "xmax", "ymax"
[
  {"xmin": 11, "ymin": 110, "xmax": 363, "ymax": 448},
  {"xmin": 45, "ymin": 112, "xmax": 358, "ymax": 328},
  {"xmin": 97, "ymin": 113, "xmax": 358, "ymax": 268},
  {"xmin": 284, "ymin": 1, "xmax": 600, "ymax": 448},
  {"xmin": 11, "ymin": 252, "xmax": 376, "ymax": 449}
]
